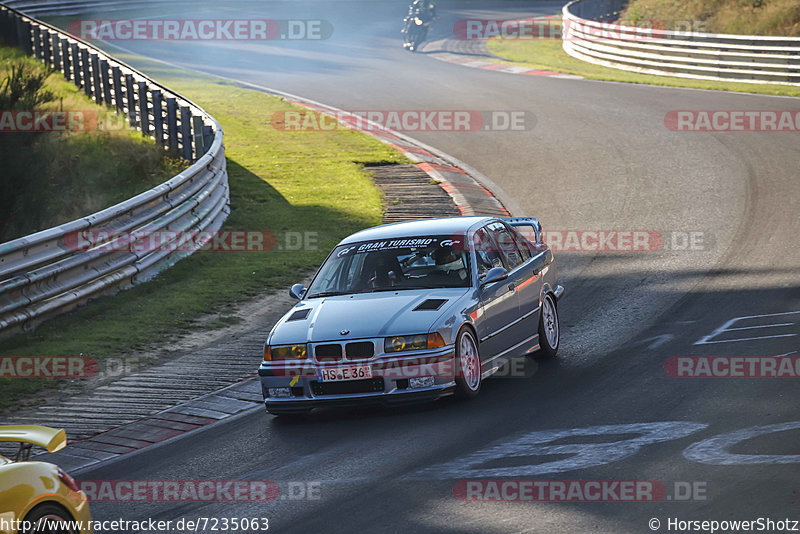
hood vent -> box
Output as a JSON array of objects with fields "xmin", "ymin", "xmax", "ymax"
[
  {"xmin": 287, "ymin": 308, "xmax": 311, "ymax": 321},
  {"xmin": 413, "ymin": 299, "xmax": 448, "ymax": 311}
]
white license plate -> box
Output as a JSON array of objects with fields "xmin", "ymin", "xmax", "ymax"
[{"xmin": 317, "ymin": 365, "xmax": 372, "ymax": 382}]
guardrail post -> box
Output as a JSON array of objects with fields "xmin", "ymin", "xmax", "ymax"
[
  {"xmin": 138, "ymin": 82, "xmax": 149, "ymax": 136},
  {"xmin": 7, "ymin": 12, "xmax": 16, "ymax": 47},
  {"xmin": 41, "ymin": 28, "xmax": 51, "ymax": 67},
  {"xmin": 50, "ymin": 33, "xmax": 61, "ymax": 72},
  {"xmin": 202, "ymin": 125, "xmax": 214, "ymax": 155},
  {"xmin": 111, "ymin": 65, "xmax": 123, "ymax": 112},
  {"xmin": 180, "ymin": 106, "xmax": 192, "ymax": 159},
  {"xmin": 12, "ymin": 15, "xmax": 21, "ymax": 48},
  {"xmin": 100, "ymin": 59, "xmax": 111, "ymax": 104},
  {"xmin": 59, "ymin": 37, "xmax": 70, "ymax": 80},
  {"xmin": 18, "ymin": 19, "xmax": 31, "ymax": 54},
  {"xmin": 152, "ymin": 89, "xmax": 164, "ymax": 146},
  {"xmin": 125, "ymin": 73, "xmax": 136, "ymax": 126},
  {"xmin": 90, "ymin": 53, "xmax": 102, "ymax": 103},
  {"xmin": 0, "ymin": 10, "xmax": 7, "ymax": 44},
  {"xmin": 32, "ymin": 25, "xmax": 40, "ymax": 59},
  {"xmin": 5, "ymin": 11, "xmax": 15, "ymax": 47},
  {"xmin": 80, "ymin": 48, "xmax": 91, "ymax": 96},
  {"xmin": 166, "ymin": 97, "xmax": 178, "ymax": 153},
  {"xmin": 192, "ymin": 116, "xmax": 205, "ymax": 157},
  {"xmin": 70, "ymin": 43, "xmax": 82, "ymax": 88}
]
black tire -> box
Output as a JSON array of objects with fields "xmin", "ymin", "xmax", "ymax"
[
  {"xmin": 454, "ymin": 328, "xmax": 482, "ymax": 398},
  {"xmin": 533, "ymin": 293, "xmax": 560, "ymax": 358},
  {"xmin": 268, "ymin": 409, "xmax": 309, "ymax": 419},
  {"xmin": 23, "ymin": 503, "xmax": 77, "ymax": 534}
]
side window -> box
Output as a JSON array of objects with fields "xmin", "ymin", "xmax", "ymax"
[
  {"xmin": 512, "ymin": 227, "xmax": 532, "ymax": 261},
  {"xmin": 473, "ymin": 227, "xmax": 505, "ymax": 276},
  {"xmin": 487, "ymin": 222, "xmax": 524, "ymax": 270}
]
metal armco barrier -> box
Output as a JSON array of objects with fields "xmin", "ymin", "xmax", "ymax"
[
  {"xmin": 0, "ymin": 2, "xmax": 230, "ymax": 335},
  {"xmin": 1, "ymin": 0, "xmax": 195, "ymax": 17},
  {"xmin": 563, "ymin": 0, "xmax": 800, "ymax": 86}
]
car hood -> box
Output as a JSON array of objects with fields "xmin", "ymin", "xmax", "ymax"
[{"xmin": 269, "ymin": 288, "xmax": 470, "ymax": 344}]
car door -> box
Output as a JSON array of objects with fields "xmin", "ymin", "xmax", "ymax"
[
  {"xmin": 472, "ymin": 225, "xmax": 520, "ymax": 365},
  {"xmin": 508, "ymin": 225, "xmax": 547, "ymax": 350},
  {"xmin": 485, "ymin": 222, "xmax": 540, "ymax": 355}
]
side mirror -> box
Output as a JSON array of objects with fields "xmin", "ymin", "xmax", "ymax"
[
  {"xmin": 479, "ymin": 266, "xmax": 508, "ymax": 287},
  {"xmin": 289, "ymin": 283, "xmax": 306, "ymax": 300}
]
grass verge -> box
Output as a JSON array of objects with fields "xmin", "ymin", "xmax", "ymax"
[
  {"xmin": 0, "ymin": 55, "xmax": 407, "ymax": 410},
  {"xmin": 620, "ymin": 0, "xmax": 800, "ymax": 36},
  {"xmin": 488, "ymin": 38, "xmax": 800, "ymax": 98}
]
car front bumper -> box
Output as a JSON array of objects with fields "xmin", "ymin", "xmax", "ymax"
[{"xmin": 259, "ymin": 346, "xmax": 457, "ymax": 414}]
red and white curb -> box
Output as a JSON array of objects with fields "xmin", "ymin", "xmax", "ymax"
[
  {"xmin": 38, "ymin": 380, "xmax": 262, "ymax": 473},
  {"xmin": 427, "ymin": 51, "xmax": 582, "ymax": 80}
]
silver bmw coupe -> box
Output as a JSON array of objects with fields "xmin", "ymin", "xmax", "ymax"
[{"xmin": 258, "ymin": 216, "xmax": 564, "ymax": 415}]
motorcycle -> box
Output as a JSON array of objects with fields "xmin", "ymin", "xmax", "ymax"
[{"xmin": 402, "ymin": 7, "xmax": 433, "ymax": 51}]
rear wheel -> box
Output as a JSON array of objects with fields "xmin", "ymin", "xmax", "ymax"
[
  {"xmin": 533, "ymin": 293, "xmax": 560, "ymax": 358},
  {"xmin": 455, "ymin": 328, "xmax": 481, "ymax": 398},
  {"xmin": 23, "ymin": 503, "xmax": 77, "ymax": 534}
]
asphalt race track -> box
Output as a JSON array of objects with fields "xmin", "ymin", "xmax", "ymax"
[{"xmin": 44, "ymin": 1, "xmax": 800, "ymax": 532}]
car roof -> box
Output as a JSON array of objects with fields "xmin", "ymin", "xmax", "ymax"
[{"xmin": 338, "ymin": 217, "xmax": 495, "ymax": 245}]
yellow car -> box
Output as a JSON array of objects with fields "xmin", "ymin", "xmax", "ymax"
[{"xmin": 0, "ymin": 426, "xmax": 92, "ymax": 534}]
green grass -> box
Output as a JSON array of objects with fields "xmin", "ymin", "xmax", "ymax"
[
  {"xmin": 0, "ymin": 56, "xmax": 407, "ymax": 410},
  {"xmin": 488, "ymin": 38, "xmax": 800, "ymax": 97},
  {"xmin": 0, "ymin": 45, "xmax": 187, "ymax": 241},
  {"xmin": 621, "ymin": 0, "xmax": 800, "ymax": 36}
]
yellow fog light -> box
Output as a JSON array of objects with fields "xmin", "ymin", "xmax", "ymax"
[{"xmin": 265, "ymin": 344, "xmax": 308, "ymax": 361}]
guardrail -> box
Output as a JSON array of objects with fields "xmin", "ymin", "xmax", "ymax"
[
  {"xmin": 0, "ymin": 2, "xmax": 230, "ymax": 336},
  {"xmin": 2, "ymin": 0, "xmax": 194, "ymax": 16},
  {"xmin": 563, "ymin": 0, "xmax": 800, "ymax": 86}
]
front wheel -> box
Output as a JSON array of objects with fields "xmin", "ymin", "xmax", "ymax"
[
  {"xmin": 534, "ymin": 293, "xmax": 560, "ymax": 358},
  {"xmin": 454, "ymin": 328, "xmax": 481, "ymax": 398}
]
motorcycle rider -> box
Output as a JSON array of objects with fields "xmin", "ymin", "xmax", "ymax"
[
  {"xmin": 403, "ymin": 0, "xmax": 437, "ymax": 50},
  {"xmin": 409, "ymin": 0, "xmax": 437, "ymax": 23}
]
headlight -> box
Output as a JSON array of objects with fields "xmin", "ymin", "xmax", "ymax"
[
  {"xmin": 385, "ymin": 332, "xmax": 446, "ymax": 353},
  {"xmin": 264, "ymin": 344, "xmax": 307, "ymax": 361},
  {"xmin": 414, "ymin": 17, "xmax": 423, "ymax": 25}
]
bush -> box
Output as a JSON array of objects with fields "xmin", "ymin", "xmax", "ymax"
[
  {"xmin": 0, "ymin": 61, "xmax": 54, "ymax": 110},
  {"xmin": 0, "ymin": 61, "xmax": 55, "ymax": 239}
]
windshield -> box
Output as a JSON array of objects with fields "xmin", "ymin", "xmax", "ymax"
[{"xmin": 306, "ymin": 235, "xmax": 471, "ymax": 298}]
